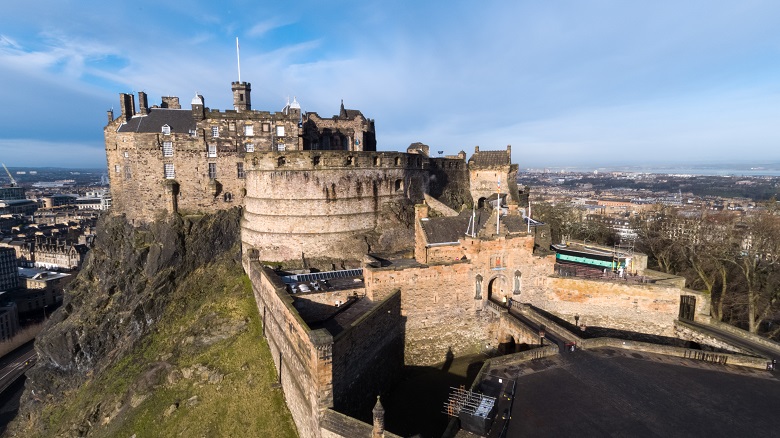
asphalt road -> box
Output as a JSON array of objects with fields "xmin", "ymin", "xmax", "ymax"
[
  {"xmin": 505, "ymin": 348, "xmax": 780, "ymax": 437},
  {"xmin": 0, "ymin": 342, "xmax": 36, "ymax": 395}
]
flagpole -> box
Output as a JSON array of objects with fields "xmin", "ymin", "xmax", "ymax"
[{"xmin": 236, "ymin": 37, "xmax": 241, "ymax": 82}]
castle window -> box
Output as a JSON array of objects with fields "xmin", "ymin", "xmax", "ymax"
[
  {"xmin": 237, "ymin": 162, "xmax": 245, "ymax": 179},
  {"xmin": 224, "ymin": 192, "xmax": 233, "ymax": 202},
  {"xmin": 208, "ymin": 163, "xmax": 217, "ymax": 179},
  {"xmin": 394, "ymin": 179, "xmax": 403, "ymax": 192},
  {"xmin": 114, "ymin": 165, "xmax": 120, "ymax": 174},
  {"xmin": 208, "ymin": 144, "xmax": 217, "ymax": 158},
  {"xmin": 161, "ymin": 124, "xmax": 171, "ymax": 135},
  {"xmin": 276, "ymin": 126, "xmax": 285, "ymax": 137},
  {"xmin": 124, "ymin": 165, "xmax": 131, "ymax": 180},
  {"xmin": 475, "ymin": 275, "xmax": 483, "ymax": 299},
  {"xmin": 278, "ymin": 157, "xmax": 286, "ymax": 167},
  {"xmin": 245, "ymin": 125, "xmax": 254, "ymax": 136},
  {"xmin": 373, "ymin": 156, "xmax": 380, "ymax": 166},
  {"xmin": 211, "ymin": 126, "xmax": 219, "ymax": 138},
  {"xmin": 164, "ymin": 163, "xmax": 175, "ymax": 179},
  {"xmin": 394, "ymin": 157, "xmax": 401, "ymax": 166},
  {"xmin": 312, "ymin": 156, "xmax": 320, "ymax": 166},
  {"xmin": 124, "ymin": 151, "xmax": 129, "ymax": 158},
  {"xmin": 245, "ymin": 143, "xmax": 255, "ymax": 153},
  {"xmin": 263, "ymin": 123, "xmax": 270, "ymax": 132},
  {"xmin": 514, "ymin": 270, "xmax": 522, "ymax": 294},
  {"xmin": 162, "ymin": 141, "xmax": 173, "ymax": 157},
  {"xmin": 277, "ymin": 144, "xmax": 286, "ymax": 152},
  {"xmin": 188, "ymin": 129, "xmax": 197, "ymax": 137},
  {"xmin": 229, "ymin": 122, "xmax": 236, "ymax": 132},
  {"xmin": 346, "ymin": 156, "xmax": 355, "ymax": 166}
]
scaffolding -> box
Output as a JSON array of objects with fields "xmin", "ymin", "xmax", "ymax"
[
  {"xmin": 443, "ymin": 385, "xmax": 496, "ymax": 418},
  {"xmin": 614, "ymin": 236, "xmax": 636, "ymax": 275}
]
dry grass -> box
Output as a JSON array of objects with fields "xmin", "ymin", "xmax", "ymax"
[{"xmin": 30, "ymin": 255, "xmax": 298, "ymax": 438}]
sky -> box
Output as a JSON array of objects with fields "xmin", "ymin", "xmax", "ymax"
[{"xmin": 1, "ymin": 0, "xmax": 779, "ymax": 169}]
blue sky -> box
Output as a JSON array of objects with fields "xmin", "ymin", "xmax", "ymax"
[{"xmin": 1, "ymin": 1, "xmax": 779, "ymax": 168}]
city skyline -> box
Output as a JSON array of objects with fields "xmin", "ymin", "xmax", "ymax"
[{"xmin": 1, "ymin": 1, "xmax": 779, "ymax": 168}]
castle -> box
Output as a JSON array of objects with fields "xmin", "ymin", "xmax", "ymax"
[{"xmin": 105, "ymin": 83, "xmax": 777, "ymax": 438}]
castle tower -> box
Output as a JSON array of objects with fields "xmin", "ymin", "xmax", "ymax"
[
  {"xmin": 372, "ymin": 396, "xmax": 385, "ymax": 438},
  {"xmin": 232, "ymin": 81, "xmax": 251, "ymax": 112}
]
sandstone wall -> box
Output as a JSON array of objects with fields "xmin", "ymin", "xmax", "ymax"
[
  {"xmin": 364, "ymin": 262, "xmax": 490, "ymax": 365},
  {"xmin": 248, "ymin": 261, "xmax": 331, "ymax": 438},
  {"xmin": 523, "ymin": 274, "xmax": 708, "ymax": 337},
  {"xmin": 428, "ymin": 158, "xmax": 471, "ymax": 211},
  {"xmin": 242, "ymin": 151, "xmax": 429, "ymax": 263},
  {"xmin": 331, "ymin": 291, "xmax": 404, "ymax": 419}
]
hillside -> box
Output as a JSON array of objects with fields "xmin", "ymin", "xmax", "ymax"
[{"xmin": 6, "ymin": 209, "xmax": 297, "ymax": 437}]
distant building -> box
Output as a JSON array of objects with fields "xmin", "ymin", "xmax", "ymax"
[
  {"xmin": 0, "ymin": 247, "xmax": 19, "ymax": 291},
  {"xmin": 33, "ymin": 239, "xmax": 88, "ymax": 270},
  {"xmin": 0, "ymin": 187, "xmax": 26, "ymax": 200},
  {"xmin": 0, "ymin": 302, "xmax": 19, "ymax": 341},
  {"xmin": 0, "ymin": 199, "xmax": 38, "ymax": 215}
]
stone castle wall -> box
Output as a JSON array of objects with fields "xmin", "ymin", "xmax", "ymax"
[
  {"xmin": 364, "ymin": 261, "xmax": 490, "ymax": 365},
  {"xmin": 331, "ymin": 291, "xmax": 404, "ymax": 419},
  {"xmin": 242, "ymin": 151, "xmax": 430, "ymax": 263},
  {"xmin": 105, "ymin": 129, "xmax": 248, "ymax": 222},
  {"xmin": 248, "ymin": 261, "xmax": 331, "ymax": 438}
]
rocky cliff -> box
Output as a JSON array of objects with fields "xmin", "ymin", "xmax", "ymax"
[{"xmin": 7, "ymin": 209, "xmax": 297, "ymax": 437}]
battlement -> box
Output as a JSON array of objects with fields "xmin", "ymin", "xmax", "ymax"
[{"xmin": 246, "ymin": 150, "xmax": 427, "ymax": 172}]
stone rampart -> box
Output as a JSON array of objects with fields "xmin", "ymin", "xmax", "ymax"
[
  {"xmin": 578, "ymin": 337, "xmax": 769, "ymax": 370},
  {"xmin": 523, "ymin": 274, "xmax": 708, "ymax": 337},
  {"xmin": 242, "ymin": 151, "xmax": 429, "ymax": 263},
  {"xmin": 332, "ymin": 291, "xmax": 404, "ymax": 418},
  {"xmin": 248, "ymin": 261, "xmax": 331, "ymax": 438}
]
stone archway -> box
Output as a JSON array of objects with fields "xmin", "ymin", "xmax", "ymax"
[
  {"xmin": 477, "ymin": 197, "xmax": 487, "ymax": 209},
  {"xmin": 487, "ymin": 275, "xmax": 509, "ymax": 304}
]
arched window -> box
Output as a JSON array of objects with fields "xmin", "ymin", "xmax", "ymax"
[
  {"xmin": 514, "ymin": 270, "xmax": 522, "ymax": 294},
  {"xmin": 475, "ymin": 275, "xmax": 483, "ymax": 299},
  {"xmin": 395, "ymin": 157, "xmax": 402, "ymax": 166}
]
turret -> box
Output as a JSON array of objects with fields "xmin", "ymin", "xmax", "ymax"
[
  {"xmin": 372, "ymin": 396, "xmax": 385, "ymax": 438},
  {"xmin": 191, "ymin": 93, "xmax": 205, "ymax": 122},
  {"xmin": 232, "ymin": 81, "xmax": 251, "ymax": 112}
]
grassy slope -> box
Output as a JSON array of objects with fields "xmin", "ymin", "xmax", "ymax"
[{"xmin": 29, "ymin": 252, "xmax": 298, "ymax": 437}]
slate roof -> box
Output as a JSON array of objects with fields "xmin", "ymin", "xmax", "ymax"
[
  {"xmin": 468, "ymin": 150, "xmax": 510, "ymax": 168},
  {"xmin": 117, "ymin": 108, "xmax": 196, "ymax": 134},
  {"xmin": 420, "ymin": 209, "xmax": 491, "ymax": 244}
]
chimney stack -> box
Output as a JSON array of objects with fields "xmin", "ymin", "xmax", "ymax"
[
  {"xmin": 138, "ymin": 91, "xmax": 149, "ymax": 116},
  {"xmin": 119, "ymin": 93, "xmax": 135, "ymax": 122},
  {"xmin": 107, "ymin": 109, "xmax": 114, "ymax": 125}
]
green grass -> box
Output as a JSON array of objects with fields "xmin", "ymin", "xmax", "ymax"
[{"xmin": 31, "ymin": 254, "xmax": 298, "ymax": 438}]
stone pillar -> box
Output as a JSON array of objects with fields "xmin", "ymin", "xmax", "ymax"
[{"xmin": 372, "ymin": 396, "xmax": 385, "ymax": 438}]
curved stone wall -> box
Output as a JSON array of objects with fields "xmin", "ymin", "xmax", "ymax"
[{"xmin": 242, "ymin": 150, "xmax": 428, "ymax": 262}]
